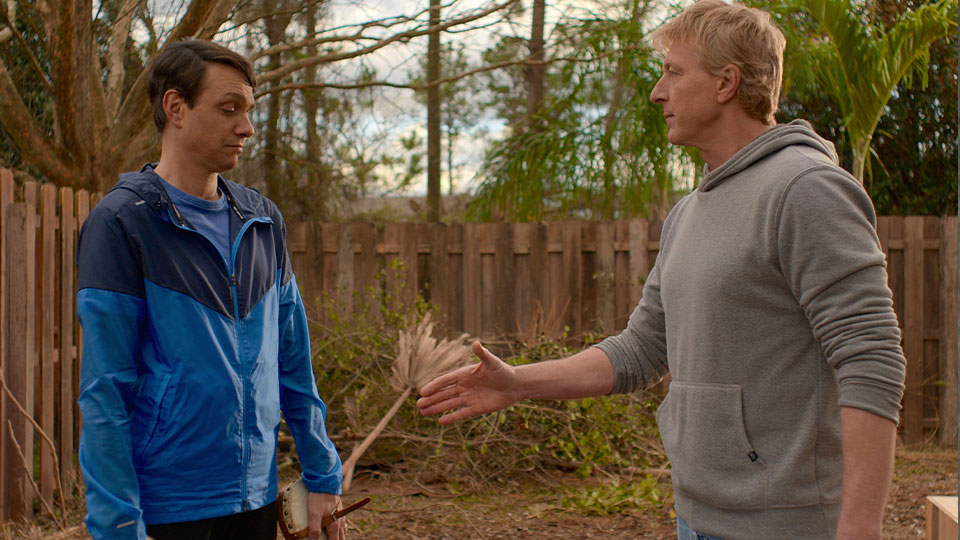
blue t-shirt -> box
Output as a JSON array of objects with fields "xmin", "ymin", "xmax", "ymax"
[{"xmin": 159, "ymin": 177, "xmax": 233, "ymax": 272}]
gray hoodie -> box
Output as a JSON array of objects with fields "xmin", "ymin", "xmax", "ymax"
[{"xmin": 595, "ymin": 120, "xmax": 906, "ymax": 539}]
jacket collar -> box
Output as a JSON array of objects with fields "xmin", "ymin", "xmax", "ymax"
[{"xmin": 113, "ymin": 163, "xmax": 266, "ymax": 224}]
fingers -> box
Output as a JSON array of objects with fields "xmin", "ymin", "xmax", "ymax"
[
  {"xmin": 324, "ymin": 517, "xmax": 345, "ymax": 540},
  {"xmin": 436, "ymin": 405, "xmax": 485, "ymax": 425},
  {"xmin": 416, "ymin": 382, "xmax": 461, "ymax": 413},
  {"xmin": 418, "ymin": 367, "xmax": 464, "ymax": 397}
]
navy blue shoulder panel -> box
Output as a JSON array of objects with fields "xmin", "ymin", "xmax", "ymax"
[{"xmin": 77, "ymin": 189, "xmax": 146, "ymax": 298}]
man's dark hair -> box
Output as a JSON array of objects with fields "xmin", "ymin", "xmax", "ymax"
[{"xmin": 147, "ymin": 39, "xmax": 257, "ymax": 132}]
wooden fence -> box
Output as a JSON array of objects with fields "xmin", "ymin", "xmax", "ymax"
[
  {"xmin": 0, "ymin": 166, "xmax": 955, "ymax": 525},
  {"xmin": 0, "ymin": 170, "xmax": 98, "ymax": 522},
  {"xmin": 288, "ymin": 219, "xmax": 959, "ymax": 450}
]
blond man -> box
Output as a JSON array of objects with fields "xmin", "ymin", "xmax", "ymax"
[{"xmin": 417, "ymin": 2, "xmax": 906, "ymax": 539}]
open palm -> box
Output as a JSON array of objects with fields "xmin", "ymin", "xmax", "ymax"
[{"xmin": 416, "ymin": 341, "xmax": 520, "ymax": 424}]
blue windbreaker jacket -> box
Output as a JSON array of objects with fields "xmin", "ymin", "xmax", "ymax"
[{"xmin": 77, "ymin": 165, "xmax": 342, "ymax": 540}]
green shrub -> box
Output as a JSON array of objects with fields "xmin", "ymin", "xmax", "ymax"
[{"xmin": 297, "ymin": 259, "xmax": 667, "ymax": 501}]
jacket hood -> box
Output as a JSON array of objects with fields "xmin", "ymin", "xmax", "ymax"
[
  {"xmin": 112, "ymin": 163, "xmax": 270, "ymax": 221},
  {"xmin": 699, "ymin": 119, "xmax": 839, "ymax": 192}
]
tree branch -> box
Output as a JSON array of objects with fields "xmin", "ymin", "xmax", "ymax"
[
  {"xmin": 0, "ymin": 2, "xmax": 52, "ymax": 91},
  {"xmin": 0, "ymin": 58, "xmax": 79, "ymax": 186},
  {"xmin": 256, "ymin": 42, "xmax": 648, "ymax": 97},
  {"xmin": 256, "ymin": 0, "xmax": 521, "ymax": 86},
  {"xmin": 105, "ymin": 0, "xmax": 140, "ymax": 115},
  {"xmin": 1, "ymin": 368, "xmax": 67, "ymax": 527}
]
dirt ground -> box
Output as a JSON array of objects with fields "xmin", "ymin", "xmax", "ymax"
[{"xmin": 7, "ymin": 446, "xmax": 956, "ymax": 540}]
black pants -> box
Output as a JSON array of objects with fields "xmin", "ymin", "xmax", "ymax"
[{"xmin": 146, "ymin": 501, "xmax": 277, "ymax": 540}]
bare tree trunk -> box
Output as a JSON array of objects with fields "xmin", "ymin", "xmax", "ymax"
[
  {"xmin": 426, "ymin": 0, "xmax": 442, "ymax": 222},
  {"xmin": 303, "ymin": 4, "xmax": 327, "ymax": 220},
  {"xmin": 525, "ymin": 0, "xmax": 545, "ymax": 121},
  {"xmin": 600, "ymin": 0, "xmax": 645, "ymax": 219},
  {"xmin": 263, "ymin": 0, "xmax": 291, "ymax": 204}
]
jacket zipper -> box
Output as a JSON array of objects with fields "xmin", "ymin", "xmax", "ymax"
[
  {"xmin": 162, "ymin": 200, "xmax": 272, "ymax": 512},
  {"xmin": 229, "ymin": 217, "xmax": 270, "ymax": 511}
]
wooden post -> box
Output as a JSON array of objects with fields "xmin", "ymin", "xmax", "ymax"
[
  {"xmin": 399, "ymin": 223, "xmax": 418, "ymax": 310},
  {"xmin": 902, "ymin": 217, "xmax": 924, "ymax": 445},
  {"xmin": 0, "ymin": 168, "xmax": 12, "ymax": 516},
  {"xmin": 59, "ymin": 187, "xmax": 76, "ymax": 493},
  {"xmin": 429, "ymin": 223, "xmax": 448, "ymax": 320},
  {"xmin": 494, "ymin": 223, "xmax": 515, "ymax": 336},
  {"xmin": 562, "ymin": 222, "xmax": 582, "ymax": 335},
  {"xmin": 39, "ymin": 185, "xmax": 56, "ymax": 506},
  {"xmin": 463, "ymin": 224, "xmax": 479, "ymax": 337},
  {"xmin": 336, "ymin": 224, "xmax": 355, "ymax": 316},
  {"xmin": 939, "ymin": 217, "xmax": 958, "ymax": 447},
  {"xmin": 446, "ymin": 224, "xmax": 464, "ymax": 333},
  {"xmin": 75, "ymin": 190, "xmax": 91, "ymax": 454},
  {"xmin": 478, "ymin": 224, "xmax": 495, "ymax": 339},
  {"xmin": 3, "ymin": 203, "xmax": 36, "ymax": 520},
  {"xmin": 596, "ymin": 222, "xmax": 616, "ymax": 334},
  {"xmin": 628, "ymin": 220, "xmax": 650, "ymax": 304},
  {"xmin": 529, "ymin": 223, "xmax": 548, "ymax": 336}
]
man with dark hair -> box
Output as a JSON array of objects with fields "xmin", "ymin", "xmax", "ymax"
[
  {"xmin": 77, "ymin": 39, "xmax": 345, "ymax": 540},
  {"xmin": 417, "ymin": 2, "xmax": 906, "ymax": 539}
]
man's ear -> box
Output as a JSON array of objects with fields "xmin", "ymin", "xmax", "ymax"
[
  {"xmin": 162, "ymin": 89, "xmax": 186, "ymax": 129},
  {"xmin": 715, "ymin": 64, "xmax": 741, "ymax": 105}
]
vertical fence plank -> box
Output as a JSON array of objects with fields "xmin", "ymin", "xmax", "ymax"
[
  {"xmin": 39, "ymin": 185, "xmax": 56, "ymax": 506},
  {"xmin": 923, "ymin": 217, "xmax": 941, "ymax": 433},
  {"xmin": 400, "ymin": 223, "xmax": 417, "ymax": 310},
  {"xmin": 3, "ymin": 203, "xmax": 36, "ymax": 520},
  {"xmin": 58, "ymin": 187, "xmax": 76, "ymax": 493},
  {"xmin": 596, "ymin": 222, "xmax": 615, "ymax": 334},
  {"xmin": 462, "ymin": 224, "xmax": 479, "ymax": 337},
  {"xmin": 902, "ymin": 217, "xmax": 924, "ymax": 445},
  {"xmin": 75, "ymin": 190, "xmax": 90, "ymax": 454},
  {"xmin": 939, "ymin": 216, "xmax": 958, "ymax": 447},
  {"xmin": 337, "ymin": 224, "xmax": 355, "ymax": 315},
  {"xmin": 494, "ymin": 223, "xmax": 515, "ymax": 336},
  {"xmin": 629, "ymin": 220, "xmax": 650, "ymax": 305},
  {"xmin": 512, "ymin": 224, "xmax": 532, "ymax": 340},
  {"xmin": 446, "ymin": 224, "xmax": 464, "ymax": 334},
  {"xmin": 478, "ymin": 224, "xmax": 496, "ymax": 339},
  {"xmin": 353, "ymin": 223, "xmax": 377, "ymax": 324},
  {"xmin": 429, "ymin": 223, "xmax": 448, "ymax": 322},
  {"xmin": 321, "ymin": 223, "xmax": 339, "ymax": 319},
  {"xmin": 563, "ymin": 222, "xmax": 582, "ymax": 335},
  {"xmin": 0, "ymin": 169, "xmax": 12, "ymax": 516},
  {"xmin": 529, "ymin": 223, "xmax": 548, "ymax": 337}
]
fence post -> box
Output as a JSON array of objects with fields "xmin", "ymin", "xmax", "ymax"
[
  {"xmin": 0, "ymin": 169, "xmax": 12, "ymax": 516},
  {"xmin": 3, "ymin": 203, "xmax": 36, "ymax": 520},
  {"xmin": 39, "ymin": 184, "xmax": 57, "ymax": 506},
  {"xmin": 59, "ymin": 187, "xmax": 76, "ymax": 493},
  {"xmin": 596, "ymin": 222, "xmax": 616, "ymax": 334},
  {"xmin": 902, "ymin": 217, "xmax": 924, "ymax": 445},
  {"xmin": 939, "ymin": 216, "xmax": 958, "ymax": 447}
]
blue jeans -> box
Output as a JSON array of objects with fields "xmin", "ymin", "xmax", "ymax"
[{"xmin": 677, "ymin": 515, "xmax": 726, "ymax": 540}]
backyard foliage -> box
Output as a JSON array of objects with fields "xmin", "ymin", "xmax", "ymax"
[{"xmin": 306, "ymin": 263, "xmax": 666, "ymax": 500}]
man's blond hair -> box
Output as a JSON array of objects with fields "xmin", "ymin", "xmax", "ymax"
[{"xmin": 651, "ymin": 0, "xmax": 786, "ymax": 125}]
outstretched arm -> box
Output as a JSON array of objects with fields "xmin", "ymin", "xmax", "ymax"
[{"xmin": 416, "ymin": 341, "xmax": 614, "ymax": 425}]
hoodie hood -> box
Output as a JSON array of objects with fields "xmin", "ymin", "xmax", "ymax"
[{"xmin": 699, "ymin": 119, "xmax": 839, "ymax": 192}]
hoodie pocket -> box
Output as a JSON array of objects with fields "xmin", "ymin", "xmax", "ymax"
[
  {"xmin": 133, "ymin": 373, "xmax": 172, "ymax": 465},
  {"xmin": 656, "ymin": 381, "xmax": 767, "ymax": 509}
]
